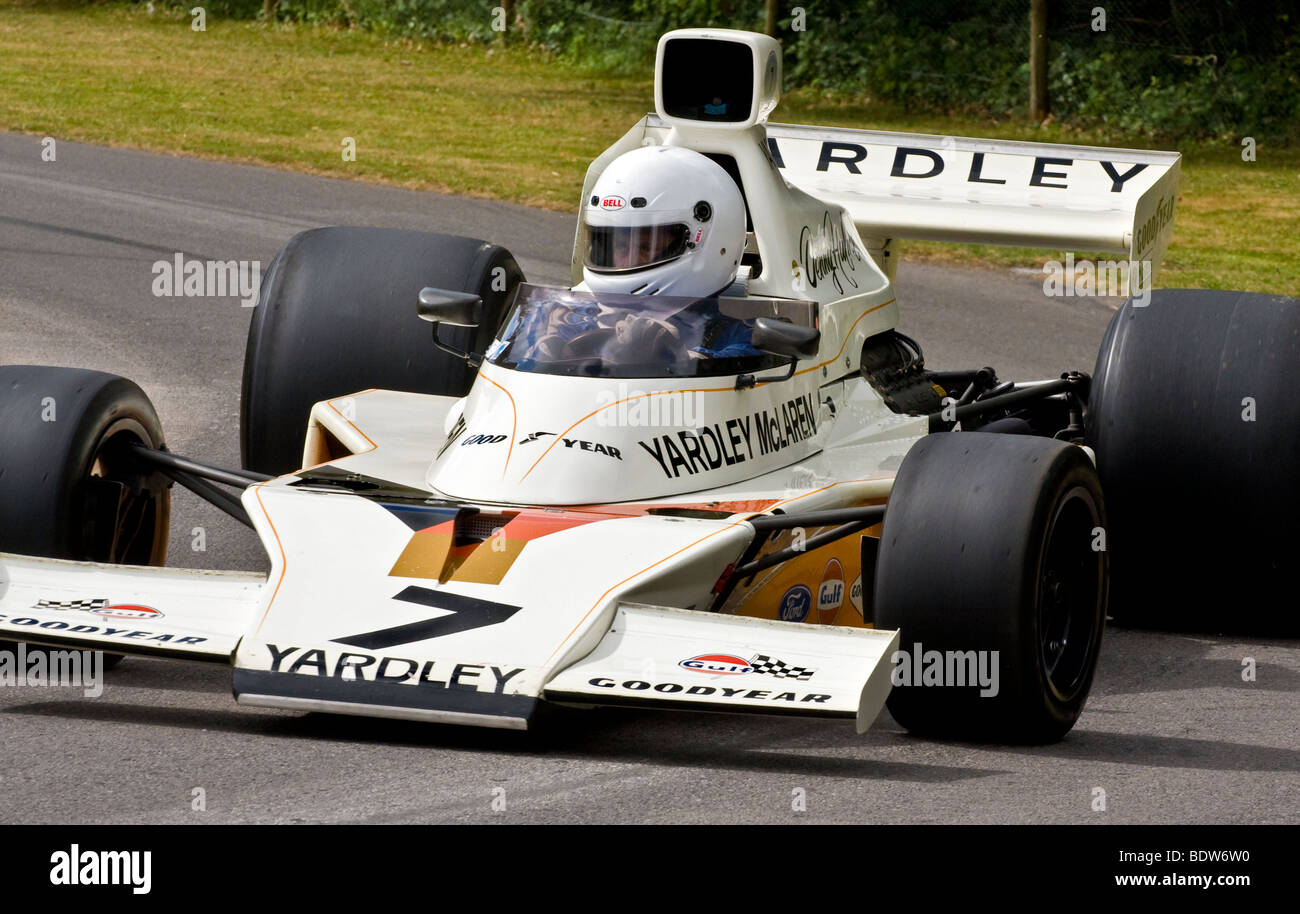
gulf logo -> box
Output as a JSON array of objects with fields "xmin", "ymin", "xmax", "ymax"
[
  {"xmin": 817, "ymin": 559, "xmax": 845, "ymax": 624},
  {"xmin": 680, "ymin": 653, "xmax": 753, "ymax": 675},
  {"xmin": 600, "ymin": 196, "xmax": 626, "ymax": 210},
  {"xmin": 94, "ymin": 604, "xmax": 165, "ymax": 621}
]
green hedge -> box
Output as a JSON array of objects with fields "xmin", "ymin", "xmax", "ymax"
[{"xmin": 275, "ymin": 0, "xmax": 496, "ymax": 40}]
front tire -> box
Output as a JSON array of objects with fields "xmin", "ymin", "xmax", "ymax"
[
  {"xmin": 241, "ymin": 227, "xmax": 523, "ymax": 476},
  {"xmin": 0, "ymin": 366, "xmax": 172, "ymax": 669},
  {"xmin": 875, "ymin": 433, "xmax": 1107, "ymax": 743},
  {"xmin": 0, "ymin": 366, "xmax": 169, "ymax": 564}
]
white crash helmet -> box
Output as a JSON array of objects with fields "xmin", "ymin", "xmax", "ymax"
[{"xmin": 582, "ymin": 145, "xmax": 746, "ymax": 298}]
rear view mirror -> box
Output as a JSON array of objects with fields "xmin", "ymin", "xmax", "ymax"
[
  {"xmin": 419, "ymin": 287, "xmax": 484, "ymax": 367},
  {"xmin": 418, "ymin": 287, "xmax": 482, "ymax": 327},
  {"xmin": 736, "ymin": 318, "xmax": 821, "ymax": 389},
  {"xmin": 752, "ymin": 317, "xmax": 820, "ymax": 360}
]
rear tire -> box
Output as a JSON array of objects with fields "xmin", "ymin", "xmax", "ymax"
[
  {"xmin": 1088, "ymin": 290, "xmax": 1300, "ymax": 635},
  {"xmin": 241, "ymin": 227, "xmax": 524, "ymax": 476},
  {"xmin": 875, "ymin": 433, "xmax": 1107, "ymax": 743},
  {"xmin": 0, "ymin": 366, "xmax": 172, "ymax": 669}
]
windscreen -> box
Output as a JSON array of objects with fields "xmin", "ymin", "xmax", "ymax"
[{"xmin": 486, "ymin": 284, "xmax": 816, "ymax": 379}]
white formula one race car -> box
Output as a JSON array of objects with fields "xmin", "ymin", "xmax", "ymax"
[{"xmin": 2, "ymin": 30, "xmax": 1295, "ymax": 744}]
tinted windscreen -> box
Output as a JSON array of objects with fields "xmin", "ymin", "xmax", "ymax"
[
  {"xmin": 486, "ymin": 284, "xmax": 815, "ymax": 379},
  {"xmin": 661, "ymin": 39, "xmax": 754, "ymax": 123}
]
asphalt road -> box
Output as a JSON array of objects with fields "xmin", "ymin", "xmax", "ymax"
[{"xmin": 0, "ymin": 133, "xmax": 1295, "ymax": 824}]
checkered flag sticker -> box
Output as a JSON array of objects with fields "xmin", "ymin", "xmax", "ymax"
[
  {"xmin": 33, "ymin": 598, "xmax": 108, "ymax": 612},
  {"xmin": 749, "ymin": 654, "xmax": 815, "ymax": 680}
]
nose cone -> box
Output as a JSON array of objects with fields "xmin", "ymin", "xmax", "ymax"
[
  {"xmin": 427, "ymin": 368, "xmax": 657, "ymax": 505},
  {"xmin": 426, "ymin": 364, "xmax": 825, "ymax": 506}
]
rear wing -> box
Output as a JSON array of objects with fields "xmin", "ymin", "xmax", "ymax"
[
  {"xmin": 582, "ymin": 115, "xmax": 1180, "ymax": 294},
  {"xmin": 763, "ymin": 121, "xmax": 1180, "ymax": 290}
]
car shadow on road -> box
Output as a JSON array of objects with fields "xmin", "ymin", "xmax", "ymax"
[
  {"xmin": 2, "ymin": 699, "xmax": 998, "ymax": 784},
  {"xmin": 882, "ymin": 724, "xmax": 1300, "ymax": 773},
  {"xmin": 95, "ymin": 657, "xmax": 233, "ymax": 695},
  {"xmin": 1027, "ymin": 728, "xmax": 1300, "ymax": 772}
]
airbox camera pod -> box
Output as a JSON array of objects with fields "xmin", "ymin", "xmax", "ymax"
[{"xmin": 654, "ymin": 29, "xmax": 782, "ymax": 129}]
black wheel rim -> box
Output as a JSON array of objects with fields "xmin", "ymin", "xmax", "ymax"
[
  {"xmin": 75, "ymin": 420, "xmax": 168, "ymax": 566},
  {"xmin": 1036, "ymin": 487, "xmax": 1104, "ymax": 702}
]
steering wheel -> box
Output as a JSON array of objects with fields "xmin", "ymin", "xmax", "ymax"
[{"xmin": 562, "ymin": 328, "xmax": 616, "ymax": 359}]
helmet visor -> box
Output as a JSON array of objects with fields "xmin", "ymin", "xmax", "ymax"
[{"xmin": 584, "ymin": 223, "xmax": 690, "ymax": 273}]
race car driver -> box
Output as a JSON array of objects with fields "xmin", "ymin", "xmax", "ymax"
[
  {"xmin": 581, "ymin": 144, "xmax": 747, "ymax": 299},
  {"xmin": 504, "ymin": 145, "xmax": 765, "ymax": 369}
]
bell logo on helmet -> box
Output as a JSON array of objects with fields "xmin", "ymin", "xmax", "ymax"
[{"xmin": 601, "ymin": 196, "xmax": 626, "ymax": 210}]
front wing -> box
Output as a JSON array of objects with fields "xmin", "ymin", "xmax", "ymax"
[{"xmin": 0, "ymin": 485, "xmax": 901, "ymax": 731}]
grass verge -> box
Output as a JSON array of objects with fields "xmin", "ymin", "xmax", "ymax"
[{"xmin": 2, "ymin": 1, "xmax": 1296, "ymax": 294}]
